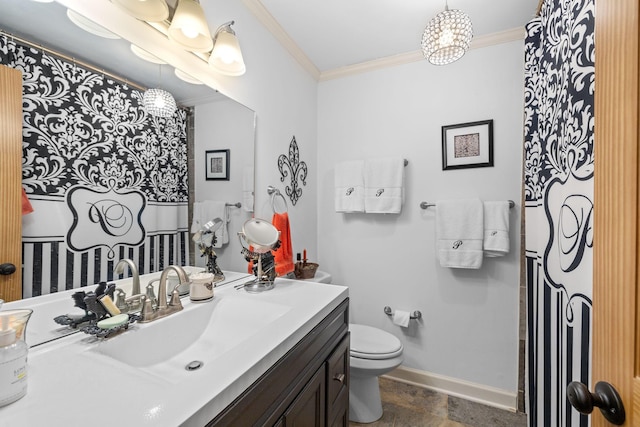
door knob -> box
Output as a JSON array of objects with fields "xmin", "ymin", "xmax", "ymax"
[
  {"xmin": 567, "ymin": 381, "xmax": 625, "ymax": 425},
  {"xmin": 0, "ymin": 263, "xmax": 16, "ymax": 275}
]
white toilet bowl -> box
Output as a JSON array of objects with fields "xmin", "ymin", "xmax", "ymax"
[
  {"xmin": 349, "ymin": 323, "xmax": 403, "ymax": 423},
  {"xmin": 301, "ymin": 270, "xmax": 404, "ymax": 423}
]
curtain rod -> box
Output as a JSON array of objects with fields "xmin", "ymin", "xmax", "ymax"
[{"xmin": 0, "ymin": 28, "xmax": 147, "ymax": 92}]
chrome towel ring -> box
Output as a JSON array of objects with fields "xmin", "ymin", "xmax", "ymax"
[{"xmin": 267, "ymin": 185, "xmax": 288, "ymax": 213}]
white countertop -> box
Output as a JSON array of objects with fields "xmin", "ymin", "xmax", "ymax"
[{"xmin": 0, "ymin": 271, "xmax": 348, "ymax": 426}]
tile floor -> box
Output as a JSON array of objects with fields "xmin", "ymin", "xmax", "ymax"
[{"xmin": 349, "ymin": 377, "xmax": 527, "ymax": 427}]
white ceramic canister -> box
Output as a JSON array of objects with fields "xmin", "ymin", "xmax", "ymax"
[
  {"xmin": 190, "ymin": 272, "xmax": 215, "ymax": 302},
  {"xmin": 0, "ymin": 326, "xmax": 28, "ymax": 407}
]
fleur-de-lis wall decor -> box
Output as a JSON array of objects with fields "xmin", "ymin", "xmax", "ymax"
[{"xmin": 277, "ymin": 136, "xmax": 307, "ymax": 206}]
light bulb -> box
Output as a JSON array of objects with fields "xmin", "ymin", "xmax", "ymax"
[{"xmin": 181, "ymin": 27, "xmax": 199, "ymax": 39}]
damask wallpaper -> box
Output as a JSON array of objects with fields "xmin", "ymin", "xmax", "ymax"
[
  {"xmin": 0, "ymin": 35, "xmax": 189, "ymax": 297},
  {"xmin": 523, "ymin": 0, "xmax": 595, "ymax": 425}
]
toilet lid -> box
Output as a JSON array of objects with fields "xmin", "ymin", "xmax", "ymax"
[{"xmin": 350, "ymin": 323, "xmax": 403, "ymax": 360}]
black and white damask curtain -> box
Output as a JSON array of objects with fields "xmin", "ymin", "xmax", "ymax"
[
  {"xmin": 0, "ymin": 35, "xmax": 189, "ymax": 297},
  {"xmin": 523, "ymin": 0, "xmax": 594, "ymax": 426}
]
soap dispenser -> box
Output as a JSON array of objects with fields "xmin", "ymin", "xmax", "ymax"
[{"xmin": 0, "ymin": 310, "xmax": 31, "ymax": 407}]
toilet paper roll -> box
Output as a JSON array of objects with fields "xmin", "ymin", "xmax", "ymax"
[{"xmin": 392, "ymin": 310, "xmax": 410, "ymax": 328}]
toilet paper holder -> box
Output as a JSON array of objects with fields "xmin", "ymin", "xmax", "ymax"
[{"xmin": 384, "ymin": 306, "xmax": 422, "ymax": 320}]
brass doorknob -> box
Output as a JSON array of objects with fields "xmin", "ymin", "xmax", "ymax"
[
  {"xmin": 567, "ymin": 381, "xmax": 625, "ymax": 425},
  {"xmin": 0, "ymin": 263, "xmax": 16, "ymax": 275}
]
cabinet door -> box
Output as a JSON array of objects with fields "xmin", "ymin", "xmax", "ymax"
[
  {"xmin": 326, "ymin": 333, "xmax": 350, "ymax": 427},
  {"xmin": 0, "ymin": 64, "xmax": 23, "ymax": 302},
  {"xmin": 282, "ymin": 364, "xmax": 326, "ymax": 427}
]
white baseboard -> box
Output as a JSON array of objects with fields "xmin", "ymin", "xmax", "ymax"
[{"xmin": 383, "ymin": 366, "xmax": 518, "ymax": 412}]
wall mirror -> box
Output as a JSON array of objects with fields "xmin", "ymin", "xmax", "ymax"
[{"xmin": 0, "ymin": 0, "xmax": 255, "ymax": 301}]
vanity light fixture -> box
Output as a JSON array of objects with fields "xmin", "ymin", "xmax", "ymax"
[
  {"xmin": 174, "ymin": 68, "xmax": 203, "ymax": 85},
  {"xmin": 66, "ymin": 9, "xmax": 120, "ymax": 40},
  {"xmin": 130, "ymin": 44, "xmax": 166, "ymax": 64},
  {"xmin": 168, "ymin": 0, "xmax": 213, "ymax": 53},
  {"xmin": 421, "ymin": 1, "xmax": 473, "ymax": 65},
  {"xmin": 112, "ymin": 0, "xmax": 169, "ymax": 22},
  {"xmin": 209, "ymin": 21, "xmax": 246, "ymax": 76}
]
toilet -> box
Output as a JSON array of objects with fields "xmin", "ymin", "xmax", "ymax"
[{"xmin": 302, "ymin": 271, "xmax": 404, "ymax": 423}]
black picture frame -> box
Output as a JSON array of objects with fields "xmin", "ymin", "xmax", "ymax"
[
  {"xmin": 441, "ymin": 120, "xmax": 494, "ymax": 170},
  {"xmin": 205, "ymin": 149, "xmax": 230, "ymax": 180}
]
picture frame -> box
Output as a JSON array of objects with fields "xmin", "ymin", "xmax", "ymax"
[
  {"xmin": 205, "ymin": 149, "xmax": 230, "ymax": 180},
  {"xmin": 441, "ymin": 120, "xmax": 494, "ymax": 170}
]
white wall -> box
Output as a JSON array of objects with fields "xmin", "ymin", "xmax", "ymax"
[
  {"xmin": 194, "ymin": 98, "xmax": 255, "ymax": 272},
  {"xmin": 201, "ymin": 2, "xmax": 319, "ymax": 262},
  {"xmin": 317, "ymin": 40, "xmax": 525, "ymax": 393}
]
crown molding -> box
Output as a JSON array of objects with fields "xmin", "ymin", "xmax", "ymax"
[
  {"xmin": 242, "ymin": 0, "xmax": 320, "ymax": 80},
  {"xmin": 319, "ymin": 26, "xmax": 526, "ymax": 81},
  {"xmin": 243, "ymin": 0, "xmax": 525, "ymax": 82}
]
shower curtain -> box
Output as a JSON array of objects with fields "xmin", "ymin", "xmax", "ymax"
[
  {"xmin": 523, "ymin": 0, "xmax": 594, "ymax": 426},
  {"xmin": 0, "ymin": 35, "xmax": 189, "ymax": 297}
]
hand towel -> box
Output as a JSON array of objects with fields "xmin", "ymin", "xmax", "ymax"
[
  {"xmin": 22, "ymin": 188, "xmax": 33, "ymax": 215},
  {"xmin": 483, "ymin": 201, "xmax": 510, "ymax": 257},
  {"xmin": 436, "ymin": 199, "xmax": 484, "ymax": 269},
  {"xmin": 335, "ymin": 160, "xmax": 365, "ymax": 213},
  {"xmin": 364, "ymin": 157, "xmax": 404, "ymax": 214},
  {"xmin": 271, "ymin": 212, "xmax": 294, "ymax": 276}
]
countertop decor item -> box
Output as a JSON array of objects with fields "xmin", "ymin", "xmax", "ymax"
[
  {"xmin": 277, "ymin": 136, "xmax": 307, "ymax": 206},
  {"xmin": 294, "ymin": 251, "xmax": 318, "ymax": 280}
]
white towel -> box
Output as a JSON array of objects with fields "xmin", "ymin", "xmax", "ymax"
[
  {"xmin": 483, "ymin": 201, "xmax": 510, "ymax": 257},
  {"xmin": 335, "ymin": 160, "xmax": 365, "ymax": 213},
  {"xmin": 436, "ymin": 199, "xmax": 484, "ymax": 269},
  {"xmin": 364, "ymin": 157, "xmax": 404, "ymax": 214},
  {"xmin": 191, "ymin": 201, "xmax": 228, "ymax": 248}
]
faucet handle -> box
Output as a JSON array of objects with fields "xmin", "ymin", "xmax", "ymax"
[
  {"xmin": 168, "ymin": 287, "xmax": 183, "ymax": 310},
  {"xmin": 115, "ymin": 289, "xmax": 128, "ymax": 312}
]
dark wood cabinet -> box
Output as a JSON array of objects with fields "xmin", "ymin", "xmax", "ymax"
[{"xmin": 207, "ymin": 298, "xmax": 350, "ymax": 426}]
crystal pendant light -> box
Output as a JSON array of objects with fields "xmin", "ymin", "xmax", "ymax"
[
  {"xmin": 168, "ymin": 0, "xmax": 213, "ymax": 53},
  {"xmin": 421, "ymin": 3, "xmax": 473, "ymax": 66},
  {"xmin": 143, "ymin": 65, "xmax": 176, "ymax": 118},
  {"xmin": 209, "ymin": 21, "xmax": 246, "ymax": 76},
  {"xmin": 143, "ymin": 88, "xmax": 176, "ymax": 118}
]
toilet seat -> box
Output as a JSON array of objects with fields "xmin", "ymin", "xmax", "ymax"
[{"xmin": 349, "ymin": 323, "xmax": 403, "ymax": 360}]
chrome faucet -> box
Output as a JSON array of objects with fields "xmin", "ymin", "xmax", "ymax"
[
  {"xmin": 114, "ymin": 259, "xmax": 140, "ymax": 296},
  {"xmin": 136, "ymin": 265, "xmax": 187, "ymax": 323}
]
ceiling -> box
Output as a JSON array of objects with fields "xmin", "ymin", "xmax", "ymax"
[
  {"xmin": 0, "ymin": 0, "xmax": 539, "ymax": 103},
  {"xmin": 258, "ymin": 0, "xmax": 539, "ymax": 73}
]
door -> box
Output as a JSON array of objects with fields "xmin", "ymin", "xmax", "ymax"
[
  {"xmin": 0, "ymin": 64, "xmax": 23, "ymax": 302},
  {"xmin": 590, "ymin": 0, "xmax": 639, "ymax": 425}
]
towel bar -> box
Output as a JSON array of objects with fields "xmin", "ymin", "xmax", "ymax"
[
  {"xmin": 419, "ymin": 200, "xmax": 515, "ymax": 209},
  {"xmin": 225, "ymin": 202, "xmax": 241, "ymax": 208},
  {"xmin": 384, "ymin": 306, "xmax": 422, "ymax": 320}
]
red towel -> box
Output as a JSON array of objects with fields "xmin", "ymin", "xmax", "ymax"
[
  {"xmin": 21, "ymin": 187, "xmax": 33, "ymax": 215},
  {"xmin": 271, "ymin": 212, "xmax": 294, "ymax": 276}
]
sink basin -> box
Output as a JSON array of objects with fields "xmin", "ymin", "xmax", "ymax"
[{"xmin": 92, "ymin": 293, "xmax": 290, "ymax": 378}]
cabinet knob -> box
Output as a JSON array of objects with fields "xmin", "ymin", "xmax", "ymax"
[
  {"xmin": 333, "ymin": 373, "xmax": 345, "ymax": 384},
  {"xmin": 0, "ymin": 263, "xmax": 16, "ymax": 276}
]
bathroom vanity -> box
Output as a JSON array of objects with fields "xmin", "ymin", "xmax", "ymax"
[{"xmin": 0, "ymin": 270, "xmax": 349, "ymax": 426}]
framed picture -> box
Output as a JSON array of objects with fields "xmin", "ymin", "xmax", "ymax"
[
  {"xmin": 205, "ymin": 149, "xmax": 230, "ymax": 180},
  {"xmin": 441, "ymin": 120, "xmax": 494, "ymax": 170}
]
